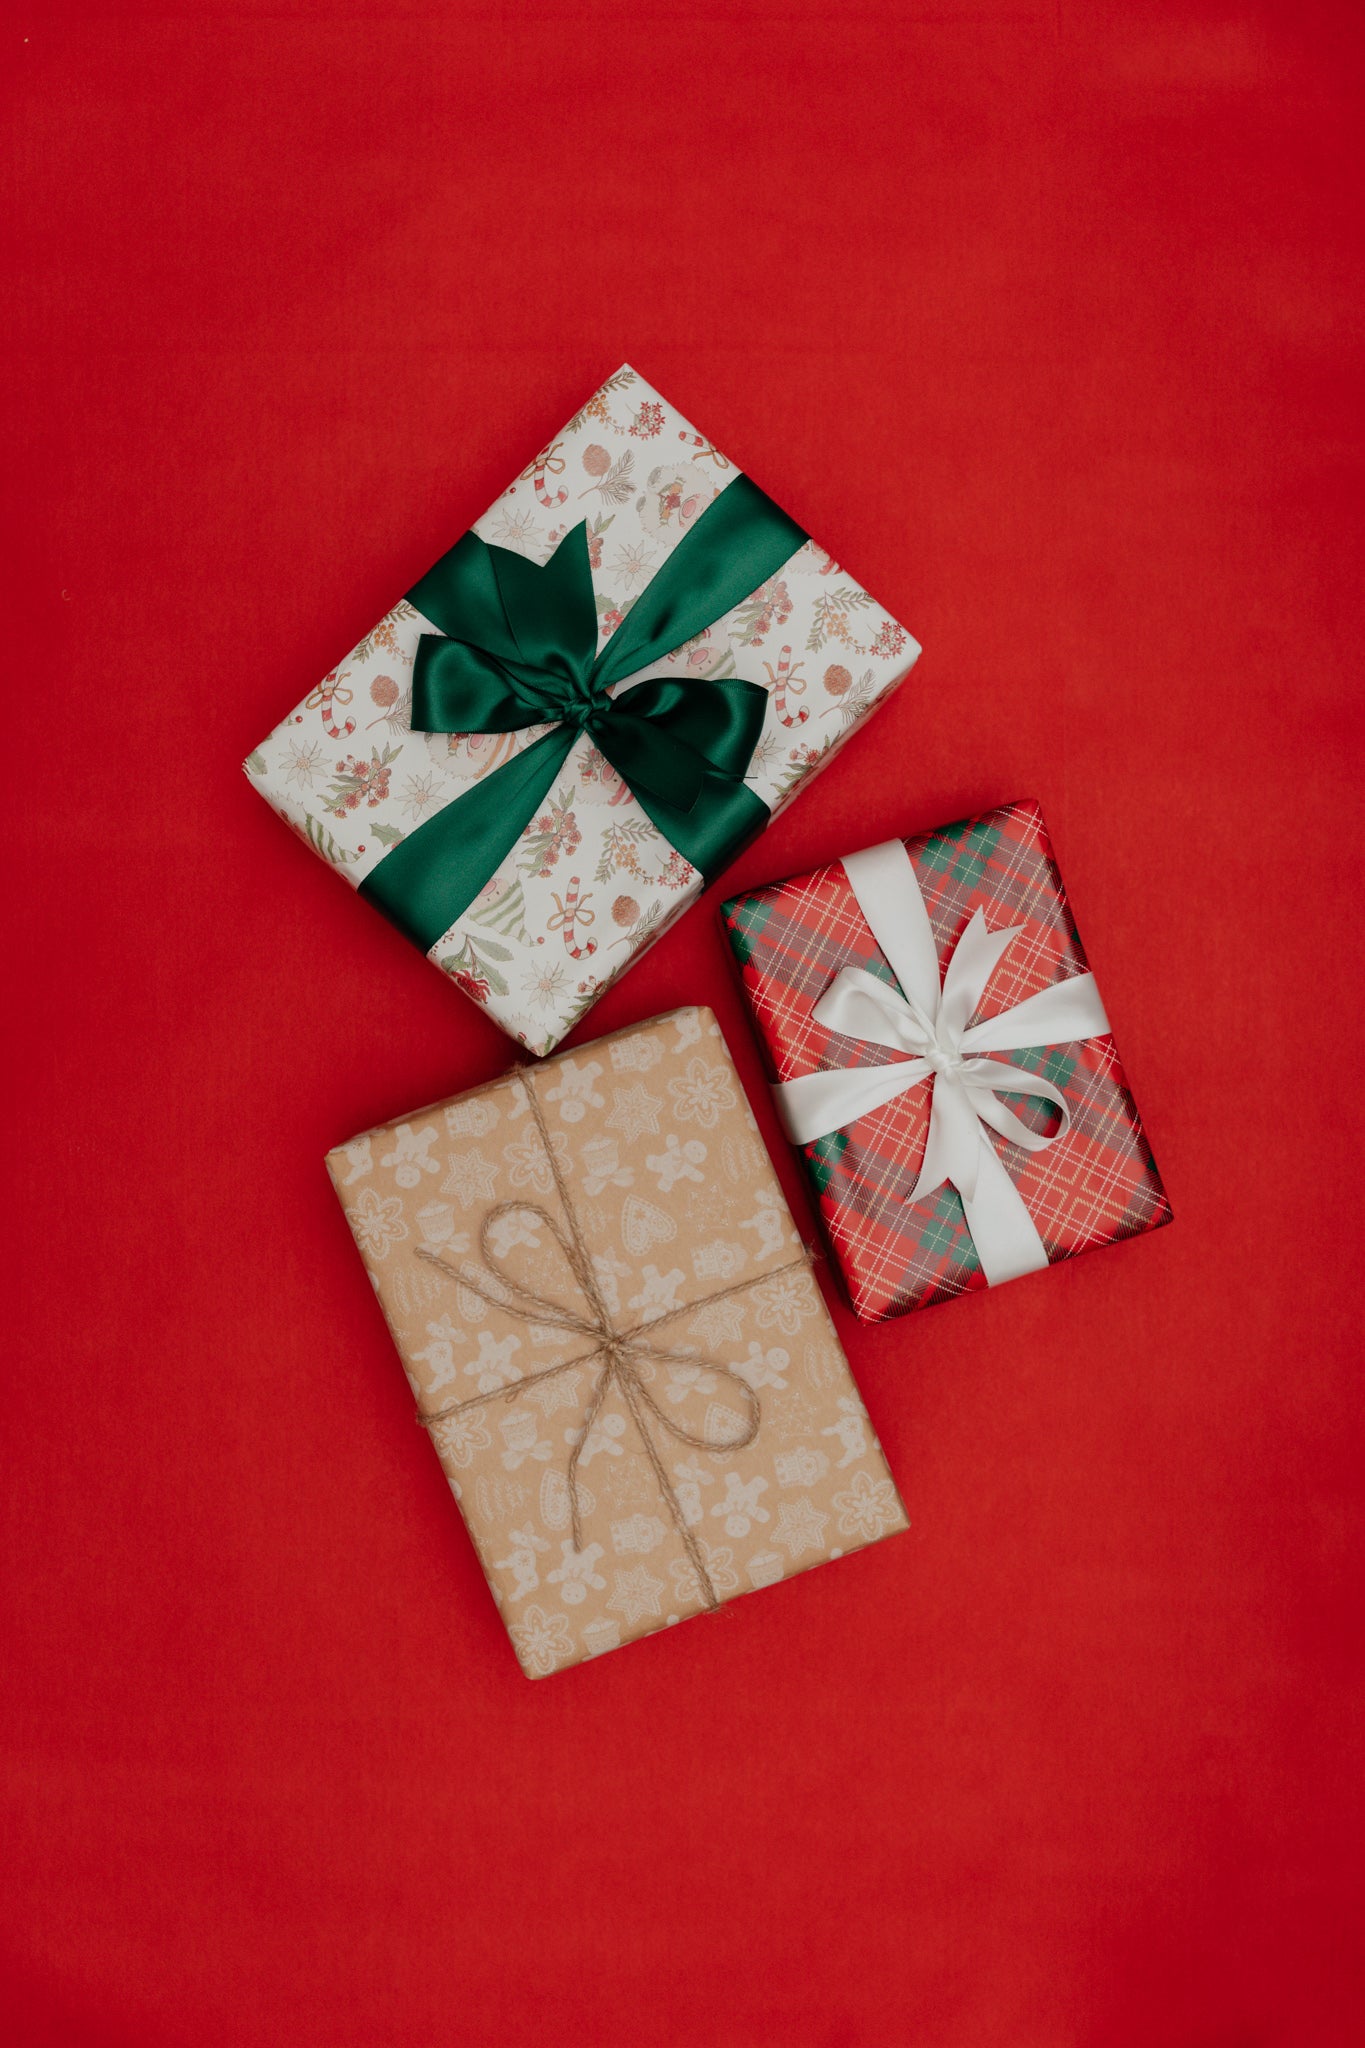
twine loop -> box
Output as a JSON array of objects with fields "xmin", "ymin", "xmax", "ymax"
[{"xmin": 414, "ymin": 1071, "xmax": 811, "ymax": 1611}]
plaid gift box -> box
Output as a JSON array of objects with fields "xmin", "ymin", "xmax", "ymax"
[{"xmin": 721, "ymin": 800, "xmax": 1172, "ymax": 1321}]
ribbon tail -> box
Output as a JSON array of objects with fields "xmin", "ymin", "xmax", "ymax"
[
  {"xmin": 773, "ymin": 1058, "xmax": 932, "ymax": 1146},
  {"xmin": 958, "ymin": 1131, "xmax": 1051, "ymax": 1287},
  {"xmin": 358, "ymin": 723, "xmax": 575, "ymax": 952},
  {"xmin": 959, "ymin": 971, "xmax": 1111, "ymax": 1057},
  {"xmin": 841, "ymin": 841, "xmax": 943, "ymax": 1018},
  {"xmin": 624, "ymin": 772, "xmax": 771, "ymax": 888}
]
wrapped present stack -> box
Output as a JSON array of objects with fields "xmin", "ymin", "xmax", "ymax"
[
  {"xmin": 329, "ymin": 1007, "xmax": 909, "ymax": 1679},
  {"xmin": 242, "ymin": 365, "xmax": 1171, "ymax": 1678},
  {"xmin": 247, "ymin": 365, "xmax": 920, "ymax": 1055}
]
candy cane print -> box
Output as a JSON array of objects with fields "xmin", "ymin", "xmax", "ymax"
[
  {"xmin": 514, "ymin": 440, "xmax": 567, "ymax": 509},
  {"xmin": 677, "ymin": 430, "xmax": 731, "ymax": 470},
  {"xmin": 305, "ymin": 669, "xmax": 355, "ymax": 739},
  {"xmin": 764, "ymin": 646, "xmax": 808, "ymax": 727},
  {"xmin": 548, "ymin": 878, "xmax": 597, "ymax": 958}
]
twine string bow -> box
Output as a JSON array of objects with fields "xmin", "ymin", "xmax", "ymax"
[{"xmin": 415, "ymin": 1075, "xmax": 810, "ymax": 1611}]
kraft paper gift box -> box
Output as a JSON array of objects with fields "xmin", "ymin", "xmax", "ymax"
[
  {"xmin": 247, "ymin": 365, "xmax": 919, "ymax": 1056},
  {"xmin": 721, "ymin": 800, "xmax": 1172, "ymax": 1322},
  {"xmin": 329, "ymin": 1006, "xmax": 909, "ymax": 1678}
]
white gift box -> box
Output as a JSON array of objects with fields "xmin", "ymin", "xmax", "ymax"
[{"xmin": 245, "ymin": 365, "xmax": 919, "ymax": 1054}]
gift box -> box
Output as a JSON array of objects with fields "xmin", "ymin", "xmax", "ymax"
[
  {"xmin": 721, "ymin": 801, "xmax": 1172, "ymax": 1320},
  {"xmin": 247, "ymin": 365, "xmax": 919, "ymax": 1055},
  {"xmin": 328, "ymin": 1006, "xmax": 909, "ymax": 1678}
]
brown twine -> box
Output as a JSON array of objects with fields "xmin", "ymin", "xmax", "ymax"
[{"xmin": 412, "ymin": 1068, "xmax": 813, "ymax": 1611}]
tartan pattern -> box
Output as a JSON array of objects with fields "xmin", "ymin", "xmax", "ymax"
[{"xmin": 721, "ymin": 800, "xmax": 1172, "ymax": 1321}]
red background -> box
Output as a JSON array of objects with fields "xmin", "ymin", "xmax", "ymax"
[{"xmin": 6, "ymin": 3, "xmax": 1363, "ymax": 2042}]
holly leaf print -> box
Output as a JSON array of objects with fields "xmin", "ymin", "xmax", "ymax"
[{"xmin": 370, "ymin": 821, "xmax": 406, "ymax": 848}]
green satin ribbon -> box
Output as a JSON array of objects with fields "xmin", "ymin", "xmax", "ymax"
[{"xmin": 358, "ymin": 474, "xmax": 806, "ymax": 952}]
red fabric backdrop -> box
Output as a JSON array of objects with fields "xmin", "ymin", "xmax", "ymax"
[{"xmin": 6, "ymin": 3, "xmax": 1363, "ymax": 2041}]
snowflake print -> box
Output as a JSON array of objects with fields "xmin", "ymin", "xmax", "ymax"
[
  {"xmin": 400, "ymin": 770, "xmax": 443, "ymax": 820},
  {"xmin": 667, "ymin": 1056, "xmax": 737, "ymax": 1129},
  {"xmin": 627, "ymin": 400, "xmax": 665, "ymax": 440},
  {"xmin": 772, "ymin": 1496, "xmax": 830, "ymax": 1561},
  {"xmin": 687, "ymin": 1296, "xmax": 747, "ymax": 1348},
  {"xmin": 527, "ymin": 960, "xmax": 570, "ymax": 1011},
  {"xmin": 606, "ymin": 1081, "xmax": 663, "ymax": 1143},
  {"xmin": 284, "ymin": 737, "xmax": 326, "ymax": 790},
  {"xmin": 668, "ymin": 1543, "xmax": 740, "ymax": 1607},
  {"xmin": 752, "ymin": 1270, "xmax": 812, "ymax": 1338},
  {"xmin": 487, "ymin": 506, "xmax": 542, "ymax": 552},
  {"xmin": 440, "ymin": 1148, "xmax": 500, "ymax": 1208},
  {"xmin": 525, "ymin": 1366, "xmax": 584, "ymax": 1418},
  {"xmin": 502, "ymin": 1123, "xmax": 571, "ymax": 1195},
  {"xmin": 833, "ymin": 1471, "xmax": 901, "ymax": 1542},
  {"xmin": 349, "ymin": 1187, "xmax": 407, "ymax": 1260},
  {"xmin": 606, "ymin": 1565, "xmax": 666, "ymax": 1625},
  {"xmin": 609, "ymin": 540, "xmax": 658, "ymax": 589},
  {"xmin": 508, "ymin": 1602, "xmax": 574, "ymax": 1676},
  {"xmin": 379, "ymin": 1122, "xmax": 440, "ymax": 1190},
  {"xmin": 546, "ymin": 1539, "xmax": 607, "ymax": 1606},
  {"xmin": 431, "ymin": 1407, "xmax": 491, "ymax": 1471}
]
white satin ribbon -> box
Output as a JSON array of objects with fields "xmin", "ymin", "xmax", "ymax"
[{"xmin": 772, "ymin": 840, "xmax": 1111, "ymax": 1287}]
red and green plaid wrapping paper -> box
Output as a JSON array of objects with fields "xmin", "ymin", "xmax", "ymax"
[{"xmin": 721, "ymin": 800, "xmax": 1172, "ymax": 1321}]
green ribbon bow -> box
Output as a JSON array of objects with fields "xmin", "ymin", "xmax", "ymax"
[{"xmin": 358, "ymin": 474, "xmax": 807, "ymax": 952}]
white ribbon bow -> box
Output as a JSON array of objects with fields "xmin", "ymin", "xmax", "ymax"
[{"xmin": 772, "ymin": 840, "xmax": 1111, "ymax": 1287}]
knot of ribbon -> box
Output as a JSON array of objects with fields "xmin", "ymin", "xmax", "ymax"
[
  {"xmin": 772, "ymin": 839, "xmax": 1112, "ymax": 1288},
  {"xmin": 415, "ymin": 1072, "xmax": 811, "ymax": 1610},
  {"xmin": 359, "ymin": 475, "xmax": 808, "ymax": 954}
]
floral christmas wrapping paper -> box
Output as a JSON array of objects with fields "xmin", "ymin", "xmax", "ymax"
[
  {"xmin": 328, "ymin": 1007, "xmax": 910, "ymax": 1678},
  {"xmin": 248, "ymin": 366, "xmax": 920, "ymax": 1055}
]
